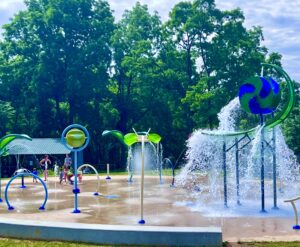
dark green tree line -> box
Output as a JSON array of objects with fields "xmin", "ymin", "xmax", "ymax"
[{"xmin": 0, "ymin": 0, "xmax": 298, "ymax": 168}]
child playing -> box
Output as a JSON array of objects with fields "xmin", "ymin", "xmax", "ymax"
[
  {"xmin": 63, "ymin": 154, "xmax": 72, "ymax": 182},
  {"xmin": 66, "ymin": 169, "xmax": 82, "ymax": 184},
  {"xmin": 67, "ymin": 169, "xmax": 74, "ymax": 185},
  {"xmin": 78, "ymin": 170, "xmax": 83, "ymax": 183},
  {"xmin": 59, "ymin": 167, "xmax": 64, "ymax": 184},
  {"xmin": 32, "ymin": 168, "xmax": 38, "ymax": 183}
]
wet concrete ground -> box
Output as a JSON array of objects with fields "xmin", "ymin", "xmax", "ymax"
[{"xmin": 0, "ymin": 175, "xmax": 299, "ymax": 242}]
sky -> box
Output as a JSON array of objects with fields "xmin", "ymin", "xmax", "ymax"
[{"xmin": 0, "ymin": 0, "xmax": 299, "ymax": 82}]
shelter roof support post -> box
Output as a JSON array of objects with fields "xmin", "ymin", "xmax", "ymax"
[{"xmin": 16, "ymin": 155, "xmax": 20, "ymax": 170}]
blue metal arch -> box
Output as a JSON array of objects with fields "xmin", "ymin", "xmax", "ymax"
[{"xmin": 5, "ymin": 172, "xmax": 48, "ymax": 211}]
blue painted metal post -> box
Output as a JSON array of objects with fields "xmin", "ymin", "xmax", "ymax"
[
  {"xmin": 20, "ymin": 175, "xmax": 26, "ymax": 189},
  {"xmin": 235, "ymin": 138, "xmax": 241, "ymax": 205},
  {"xmin": 223, "ymin": 141, "xmax": 228, "ymax": 208},
  {"xmin": 61, "ymin": 124, "xmax": 89, "ymax": 214},
  {"xmin": 260, "ymin": 114, "xmax": 266, "ymax": 213},
  {"xmin": 159, "ymin": 164, "xmax": 163, "ymax": 184},
  {"xmin": 272, "ymin": 126, "xmax": 279, "ymax": 209},
  {"xmin": 73, "ymin": 151, "xmax": 80, "ymax": 213},
  {"xmin": 106, "ymin": 163, "xmax": 111, "ymax": 180}
]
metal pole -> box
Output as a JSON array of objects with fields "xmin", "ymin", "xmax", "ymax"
[
  {"xmin": 291, "ymin": 201, "xmax": 300, "ymax": 229},
  {"xmin": 171, "ymin": 166, "xmax": 175, "ymax": 187},
  {"xmin": 21, "ymin": 175, "xmax": 26, "ymax": 188},
  {"xmin": 73, "ymin": 151, "xmax": 80, "ymax": 213},
  {"xmin": 260, "ymin": 114, "xmax": 266, "ymax": 213},
  {"xmin": 235, "ymin": 138, "xmax": 241, "ymax": 205},
  {"xmin": 158, "ymin": 144, "xmax": 163, "ymax": 184},
  {"xmin": 272, "ymin": 126, "xmax": 278, "ymax": 209},
  {"xmin": 139, "ymin": 136, "xmax": 145, "ymax": 224},
  {"xmin": 17, "ymin": 155, "xmax": 20, "ymax": 170},
  {"xmin": 127, "ymin": 147, "xmax": 132, "ymax": 183},
  {"xmin": 223, "ymin": 141, "xmax": 228, "ymax": 208},
  {"xmin": 106, "ymin": 163, "xmax": 111, "ymax": 180}
]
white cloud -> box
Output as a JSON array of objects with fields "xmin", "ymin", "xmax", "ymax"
[
  {"xmin": 215, "ymin": 0, "xmax": 300, "ymax": 82},
  {"xmin": 0, "ymin": 0, "xmax": 299, "ymax": 81},
  {"xmin": 0, "ymin": 0, "xmax": 24, "ymax": 9},
  {"xmin": 0, "ymin": 0, "xmax": 25, "ymax": 35},
  {"xmin": 109, "ymin": 0, "xmax": 182, "ymax": 20}
]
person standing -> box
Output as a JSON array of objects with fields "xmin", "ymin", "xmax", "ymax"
[
  {"xmin": 54, "ymin": 162, "xmax": 59, "ymax": 176},
  {"xmin": 59, "ymin": 167, "xmax": 64, "ymax": 184},
  {"xmin": 63, "ymin": 154, "xmax": 72, "ymax": 182},
  {"xmin": 40, "ymin": 154, "xmax": 51, "ymax": 181}
]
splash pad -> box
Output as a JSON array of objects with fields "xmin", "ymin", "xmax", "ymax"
[
  {"xmin": 0, "ymin": 64, "xmax": 298, "ymax": 244},
  {"xmin": 0, "ymin": 176, "xmax": 222, "ymax": 246}
]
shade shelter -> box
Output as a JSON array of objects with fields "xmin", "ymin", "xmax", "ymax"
[
  {"xmin": 6, "ymin": 138, "xmax": 71, "ymax": 169},
  {"xmin": 7, "ymin": 138, "xmax": 71, "ymax": 155}
]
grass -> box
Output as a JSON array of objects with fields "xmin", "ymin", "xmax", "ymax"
[
  {"xmin": 0, "ymin": 169, "xmax": 176, "ymax": 180},
  {"xmin": 2, "ymin": 239, "xmax": 300, "ymax": 247},
  {"xmin": 42, "ymin": 168, "xmax": 177, "ymax": 177},
  {"xmin": 0, "ymin": 238, "xmax": 109, "ymax": 247},
  {"xmin": 224, "ymin": 242, "xmax": 300, "ymax": 247}
]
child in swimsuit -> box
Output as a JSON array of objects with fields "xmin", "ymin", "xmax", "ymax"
[
  {"xmin": 59, "ymin": 167, "xmax": 64, "ymax": 184},
  {"xmin": 39, "ymin": 154, "xmax": 51, "ymax": 181},
  {"xmin": 67, "ymin": 169, "xmax": 74, "ymax": 185},
  {"xmin": 32, "ymin": 168, "xmax": 38, "ymax": 183}
]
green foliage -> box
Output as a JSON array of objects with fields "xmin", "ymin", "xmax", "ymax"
[
  {"xmin": 180, "ymin": 4, "xmax": 267, "ymax": 129},
  {"xmin": 0, "ymin": 237, "xmax": 110, "ymax": 246},
  {"xmin": 282, "ymin": 83, "xmax": 300, "ymax": 159},
  {"xmin": 0, "ymin": 100, "xmax": 15, "ymax": 135},
  {"xmin": 0, "ymin": 0, "xmax": 115, "ymax": 164}
]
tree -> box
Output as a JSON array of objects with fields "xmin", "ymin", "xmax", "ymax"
[
  {"xmin": 0, "ymin": 0, "xmax": 115, "ymax": 164},
  {"xmin": 111, "ymin": 2, "xmax": 162, "ymax": 133},
  {"xmin": 0, "ymin": 101, "xmax": 15, "ymax": 136},
  {"xmin": 281, "ymin": 80, "xmax": 300, "ymax": 160},
  {"xmin": 0, "ymin": 0, "xmax": 296, "ymax": 168},
  {"xmin": 107, "ymin": 2, "xmax": 165, "ymax": 166},
  {"xmin": 182, "ymin": 2, "xmax": 267, "ymax": 129}
]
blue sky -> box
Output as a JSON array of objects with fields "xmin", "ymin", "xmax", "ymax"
[{"xmin": 0, "ymin": 0, "xmax": 299, "ymax": 82}]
